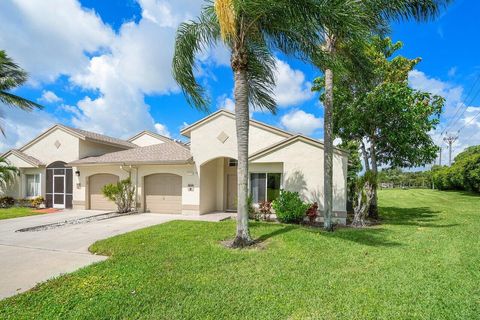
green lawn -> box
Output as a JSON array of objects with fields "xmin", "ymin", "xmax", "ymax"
[
  {"xmin": 1, "ymin": 189, "xmax": 479, "ymax": 319},
  {"xmin": 0, "ymin": 207, "xmax": 41, "ymax": 220}
]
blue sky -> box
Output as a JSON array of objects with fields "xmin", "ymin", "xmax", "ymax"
[{"xmin": 0, "ymin": 0, "xmax": 479, "ymax": 162}]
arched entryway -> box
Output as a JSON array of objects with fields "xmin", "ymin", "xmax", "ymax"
[
  {"xmin": 144, "ymin": 173, "xmax": 182, "ymax": 213},
  {"xmin": 88, "ymin": 174, "xmax": 119, "ymax": 210},
  {"xmin": 46, "ymin": 161, "xmax": 73, "ymax": 209}
]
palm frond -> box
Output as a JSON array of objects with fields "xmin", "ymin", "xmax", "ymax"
[
  {"xmin": 245, "ymin": 40, "xmax": 276, "ymax": 113},
  {"xmin": 0, "ymin": 157, "xmax": 18, "ymax": 189},
  {"xmin": 371, "ymin": 0, "xmax": 451, "ymax": 22},
  {"xmin": 172, "ymin": 6, "xmax": 221, "ymax": 111},
  {"xmin": 0, "ymin": 91, "xmax": 43, "ymax": 111}
]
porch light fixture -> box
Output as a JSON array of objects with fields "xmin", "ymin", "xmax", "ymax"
[{"xmin": 75, "ymin": 170, "xmax": 80, "ymax": 177}]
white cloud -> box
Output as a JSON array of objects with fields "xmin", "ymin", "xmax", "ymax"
[
  {"xmin": 0, "ymin": 107, "xmax": 56, "ymax": 152},
  {"xmin": 281, "ymin": 109, "xmax": 323, "ymax": 136},
  {"xmin": 38, "ymin": 90, "xmax": 62, "ymax": 104},
  {"xmin": 0, "ymin": 0, "xmax": 114, "ymax": 83},
  {"xmin": 68, "ymin": 0, "xmax": 224, "ymax": 138},
  {"xmin": 217, "ymin": 94, "xmax": 236, "ymax": 112},
  {"xmin": 448, "ymin": 67, "xmax": 457, "ymax": 77},
  {"xmin": 409, "ymin": 69, "xmax": 480, "ymax": 161},
  {"xmin": 154, "ymin": 123, "xmax": 171, "ymax": 137},
  {"xmin": 409, "ymin": 69, "xmax": 464, "ymax": 118},
  {"xmin": 274, "ymin": 59, "xmax": 315, "ymax": 107}
]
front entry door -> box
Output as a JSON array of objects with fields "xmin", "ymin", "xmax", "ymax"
[
  {"xmin": 226, "ymin": 174, "xmax": 237, "ymax": 211},
  {"xmin": 53, "ymin": 175, "xmax": 65, "ymax": 209}
]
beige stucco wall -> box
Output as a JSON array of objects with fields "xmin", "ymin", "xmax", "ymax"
[
  {"xmin": 22, "ymin": 128, "xmax": 80, "ymax": 165},
  {"xmin": 79, "ymin": 140, "xmax": 127, "ymax": 159},
  {"xmin": 189, "ymin": 114, "xmax": 287, "ymax": 170},
  {"xmin": 251, "ymin": 140, "xmax": 348, "ymax": 213},
  {"xmin": 130, "ymin": 134, "xmax": 165, "ymax": 147},
  {"xmin": 199, "ymin": 160, "xmax": 218, "ymax": 213},
  {"xmin": 73, "ymin": 164, "xmax": 199, "ymax": 214},
  {"xmin": 2, "ymin": 155, "xmax": 46, "ymax": 198}
]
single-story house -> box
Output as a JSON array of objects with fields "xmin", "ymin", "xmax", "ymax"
[{"xmin": 1, "ymin": 110, "xmax": 349, "ymax": 224}]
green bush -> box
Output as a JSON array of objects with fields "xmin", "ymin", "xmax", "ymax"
[
  {"xmin": 272, "ymin": 190, "xmax": 309, "ymax": 223},
  {"xmin": 102, "ymin": 178, "xmax": 135, "ymax": 213},
  {"xmin": 0, "ymin": 196, "xmax": 15, "ymax": 208},
  {"xmin": 432, "ymin": 146, "xmax": 480, "ymax": 193},
  {"xmin": 30, "ymin": 196, "xmax": 44, "ymax": 209}
]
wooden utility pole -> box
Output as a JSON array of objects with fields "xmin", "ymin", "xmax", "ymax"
[{"xmin": 443, "ymin": 136, "xmax": 458, "ymax": 166}]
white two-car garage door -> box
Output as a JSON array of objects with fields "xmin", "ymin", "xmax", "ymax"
[
  {"xmin": 144, "ymin": 173, "xmax": 182, "ymax": 214},
  {"xmin": 89, "ymin": 174, "xmax": 119, "ymax": 211}
]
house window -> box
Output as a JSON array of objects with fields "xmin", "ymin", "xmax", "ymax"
[
  {"xmin": 250, "ymin": 173, "xmax": 281, "ymax": 203},
  {"xmin": 26, "ymin": 174, "xmax": 41, "ymax": 197},
  {"xmin": 228, "ymin": 159, "xmax": 238, "ymax": 167}
]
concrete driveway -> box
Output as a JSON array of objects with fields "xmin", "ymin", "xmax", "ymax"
[{"xmin": 0, "ymin": 210, "xmax": 230, "ymax": 299}]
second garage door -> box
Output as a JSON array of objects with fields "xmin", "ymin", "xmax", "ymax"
[
  {"xmin": 144, "ymin": 173, "xmax": 182, "ymax": 213},
  {"xmin": 89, "ymin": 174, "xmax": 119, "ymax": 211}
]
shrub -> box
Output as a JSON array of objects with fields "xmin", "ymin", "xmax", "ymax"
[
  {"xmin": 30, "ymin": 196, "xmax": 45, "ymax": 209},
  {"xmin": 272, "ymin": 190, "xmax": 309, "ymax": 223},
  {"xmin": 102, "ymin": 178, "xmax": 135, "ymax": 213},
  {"xmin": 258, "ymin": 200, "xmax": 273, "ymax": 221},
  {"xmin": 16, "ymin": 198, "xmax": 32, "ymax": 207},
  {"xmin": 0, "ymin": 196, "xmax": 15, "ymax": 208},
  {"xmin": 247, "ymin": 195, "xmax": 256, "ymax": 219},
  {"xmin": 306, "ymin": 202, "xmax": 319, "ymax": 223}
]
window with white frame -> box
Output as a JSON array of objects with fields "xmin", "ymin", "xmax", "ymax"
[
  {"xmin": 250, "ymin": 173, "xmax": 281, "ymax": 203},
  {"xmin": 26, "ymin": 174, "xmax": 40, "ymax": 197}
]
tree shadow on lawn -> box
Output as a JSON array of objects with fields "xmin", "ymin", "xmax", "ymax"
[
  {"xmin": 254, "ymin": 223, "xmax": 403, "ymax": 248},
  {"xmin": 314, "ymin": 227, "xmax": 403, "ymax": 247},
  {"xmin": 379, "ymin": 206, "xmax": 459, "ymax": 228}
]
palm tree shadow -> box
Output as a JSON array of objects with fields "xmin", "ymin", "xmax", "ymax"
[
  {"xmin": 380, "ymin": 206, "xmax": 459, "ymax": 228},
  {"xmin": 255, "ymin": 225, "xmax": 296, "ymax": 243},
  {"xmin": 310, "ymin": 227, "xmax": 403, "ymax": 247}
]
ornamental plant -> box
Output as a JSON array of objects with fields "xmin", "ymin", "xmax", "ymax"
[
  {"xmin": 102, "ymin": 178, "xmax": 135, "ymax": 213},
  {"xmin": 272, "ymin": 190, "xmax": 309, "ymax": 224}
]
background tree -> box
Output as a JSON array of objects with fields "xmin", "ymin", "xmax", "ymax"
[
  {"xmin": 0, "ymin": 157, "xmax": 18, "ymax": 191},
  {"xmin": 0, "ymin": 50, "xmax": 42, "ymax": 134},
  {"xmin": 172, "ymin": 0, "xmax": 353, "ymax": 246},
  {"xmin": 325, "ymin": 37, "xmax": 444, "ymax": 218},
  {"xmin": 433, "ymin": 145, "xmax": 480, "ymax": 193},
  {"xmin": 315, "ymin": 0, "xmax": 449, "ymax": 229},
  {"xmin": 338, "ymin": 140, "xmax": 363, "ymax": 211}
]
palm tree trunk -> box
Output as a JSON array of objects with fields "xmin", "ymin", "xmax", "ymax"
[
  {"xmin": 323, "ymin": 34, "xmax": 335, "ymax": 232},
  {"xmin": 368, "ymin": 139, "xmax": 379, "ymax": 219},
  {"xmin": 232, "ymin": 66, "xmax": 253, "ymax": 247}
]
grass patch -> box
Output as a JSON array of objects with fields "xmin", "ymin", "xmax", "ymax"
[
  {"xmin": 0, "ymin": 207, "xmax": 42, "ymax": 220},
  {"xmin": 0, "ymin": 189, "xmax": 479, "ymax": 319}
]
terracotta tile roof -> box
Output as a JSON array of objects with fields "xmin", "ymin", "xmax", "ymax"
[{"xmin": 70, "ymin": 142, "xmax": 192, "ymax": 165}]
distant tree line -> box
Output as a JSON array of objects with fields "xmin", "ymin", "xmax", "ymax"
[
  {"xmin": 377, "ymin": 168, "xmax": 433, "ymax": 189},
  {"xmin": 432, "ymin": 146, "xmax": 480, "ymax": 193}
]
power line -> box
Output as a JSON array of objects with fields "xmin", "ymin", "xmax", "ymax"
[
  {"xmin": 442, "ymin": 74, "xmax": 480, "ymax": 134},
  {"xmin": 456, "ymin": 107, "xmax": 480, "ymax": 134},
  {"xmin": 441, "ymin": 74, "xmax": 480, "ymax": 135}
]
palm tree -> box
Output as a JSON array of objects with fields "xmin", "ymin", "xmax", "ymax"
[
  {"xmin": 172, "ymin": 0, "xmax": 356, "ymax": 247},
  {"xmin": 0, "ymin": 157, "xmax": 18, "ymax": 191},
  {"xmin": 0, "ymin": 50, "xmax": 42, "ymax": 135},
  {"xmin": 318, "ymin": 0, "xmax": 451, "ymax": 230}
]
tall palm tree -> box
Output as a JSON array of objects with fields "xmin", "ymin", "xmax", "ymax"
[
  {"xmin": 172, "ymin": 0, "xmax": 357, "ymax": 247},
  {"xmin": 0, "ymin": 157, "xmax": 18, "ymax": 191},
  {"xmin": 0, "ymin": 50, "xmax": 42, "ymax": 135},
  {"xmin": 319, "ymin": 0, "xmax": 451, "ymax": 230}
]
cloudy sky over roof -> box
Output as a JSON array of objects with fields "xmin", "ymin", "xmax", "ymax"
[{"xmin": 0, "ymin": 0, "xmax": 479, "ymax": 163}]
